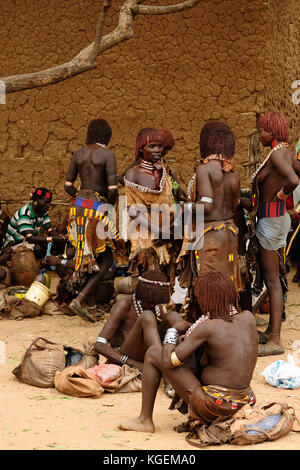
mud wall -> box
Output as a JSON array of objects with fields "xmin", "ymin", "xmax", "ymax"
[
  {"xmin": 263, "ymin": 0, "xmax": 300, "ymax": 145},
  {"xmin": 0, "ymin": 0, "xmax": 298, "ymax": 224}
]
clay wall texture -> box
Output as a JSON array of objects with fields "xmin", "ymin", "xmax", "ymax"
[{"xmin": 0, "ymin": 0, "xmax": 299, "ymax": 224}]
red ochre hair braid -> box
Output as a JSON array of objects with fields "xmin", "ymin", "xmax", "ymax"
[{"xmin": 193, "ymin": 271, "xmax": 240, "ymax": 322}]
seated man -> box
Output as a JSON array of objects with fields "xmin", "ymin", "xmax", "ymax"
[
  {"xmin": 119, "ymin": 271, "xmax": 258, "ymax": 433},
  {"xmin": 93, "ymin": 270, "xmax": 171, "ymax": 372},
  {"xmin": 2, "ymin": 187, "xmax": 58, "ymax": 258},
  {"xmin": 47, "ymin": 247, "xmax": 116, "ymax": 322}
]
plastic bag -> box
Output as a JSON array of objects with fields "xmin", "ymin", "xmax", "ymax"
[
  {"xmin": 261, "ymin": 354, "xmax": 300, "ymax": 389},
  {"xmin": 87, "ymin": 363, "xmax": 122, "ymax": 384},
  {"xmin": 291, "ymin": 340, "xmax": 300, "ymax": 367}
]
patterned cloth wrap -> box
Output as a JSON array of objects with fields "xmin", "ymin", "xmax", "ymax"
[
  {"xmin": 67, "ymin": 189, "xmax": 119, "ymax": 274},
  {"xmin": 189, "ymin": 384, "xmax": 256, "ymax": 427}
]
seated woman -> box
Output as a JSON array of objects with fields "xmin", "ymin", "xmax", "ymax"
[{"xmin": 93, "ymin": 270, "xmax": 171, "ymax": 371}]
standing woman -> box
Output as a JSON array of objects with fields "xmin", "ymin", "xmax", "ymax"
[{"xmin": 249, "ymin": 112, "xmax": 299, "ymax": 356}]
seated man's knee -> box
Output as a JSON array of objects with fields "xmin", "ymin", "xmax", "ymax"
[
  {"xmin": 145, "ymin": 344, "xmax": 162, "ymax": 364},
  {"xmin": 140, "ymin": 310, "xmax": 156, "ymax": 326}
]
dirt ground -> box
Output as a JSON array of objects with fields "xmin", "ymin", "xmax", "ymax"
[{"xmin": 0, "ymin": 268, "xmax": 299, "ymax": 452}]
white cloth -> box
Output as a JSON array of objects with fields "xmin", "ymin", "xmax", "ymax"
[{"xmin": 256, "ymin": 212, "xmax": 291, "ymax": 251}]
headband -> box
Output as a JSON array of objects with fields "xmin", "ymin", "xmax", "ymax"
[{"xmin": 138, "ymin": 276, "xmax": 170, "ymax": 287}]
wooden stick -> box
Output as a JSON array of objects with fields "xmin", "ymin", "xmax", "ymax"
[
  {"xmin": 251, "ymin": 288, "xmax": 269, "ymax": 314},
  {"xmin": 286, "ymin": 223, "xmax": 300, "ymax": 256}
]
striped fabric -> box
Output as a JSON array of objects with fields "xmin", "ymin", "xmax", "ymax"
[
  {"xmin": 72, "ymin": 195, "xmax": 105, "ymax": 211},
  {"xmin": 258, "ymin": 201, "xmax": 286, "ymax": 219},
  {"xmin": 68, "ymin": 194, "xmax": 119, "ymax": 272},
  {"xmin": 3, "ymin": 203, "xmax": 51, "ymax": 248}
]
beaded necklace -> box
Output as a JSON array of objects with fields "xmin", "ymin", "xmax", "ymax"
[
  {"xmin": 132, "ymin": 293, "xmax": 162, "ymax": 322},
  {"xmin": 202, "ymin": 153, "xmax": 230, "ymax": 164},
  {"xmin": 139, "ymin": 159, "xmax": 163, "ymax": 171},
  {"xmin": 187, "ymin": 154, "xmax": 232, "ymax": 200},
  {"xmin": 250, "ymin": 142, "xmax": 288, "ymax": 184},
  {"xmin": 124, "ymin": 165, "xmax": 167, "ymax": 194},
  {"xmin": 187, "ymin": 174, "xmax": 196, "ymax": 201},
  {"xmin": 185, "ymin": 305, "xmax": 238, "ymax": 338}
]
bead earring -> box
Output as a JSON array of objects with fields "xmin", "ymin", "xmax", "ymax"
[{"xmin": 271, "ymin": 139, "xmax": 277, "ymax": 148}]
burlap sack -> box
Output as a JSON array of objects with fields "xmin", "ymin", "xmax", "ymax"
[
  {"xmin": 42, "ymin": 300, "xmax": 64, "ymax": 316},
  {"xmin": 230, "ymin": 402, "xmax": 299, "ymax": 445},
  {"xmin": 54, "ymin": 365, "xmax": 105, "ymax": 398},
  {"xmin": 0, "ymin": 286, "xmax": 42, "ymax": 320},
  {"xmin": 116, "ymin": 365, "xmax": 142, "ymax": 393},
  {"xmin": 12, "ymin": 337, "xmax": 66, "ymax": 388},
  {"xmin": 64, "ymin": 342, "xmax": 98, "ymax": 369},
  {"xmin": 185, "ymin": 402, "xmax": 300, "ymax": 448}
]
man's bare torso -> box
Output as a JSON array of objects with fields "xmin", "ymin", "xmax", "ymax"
[{"xmin": 67, "ymin": 145, "xmax": 115, "ymax": 196}]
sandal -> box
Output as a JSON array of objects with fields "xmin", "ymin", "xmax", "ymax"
[
  {"xmin": 86, "ymin": 306, "xmax": 106, "ymax": 323},
  {"xmin": 174, "ymin": 421, "xmax": 190, "ymax": 433},
  {"xmin": 164, "ymin": 382, "xmax": 176, "ymax": 399},
  {"xmin": 69, "ymin": 298, "xmax": 95, "ymax": 323},
  {"xmin": 258, "ymin": 341, "xmax": 284, "ymax": 357},
  {"xmin": 257, "ymin": 330, "xmax": 270, "ymax": 344}
]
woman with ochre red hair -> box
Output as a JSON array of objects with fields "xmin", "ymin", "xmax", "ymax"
[{"xmin": 248, "ymin": 112, "xmax": 299, "ymax": 357}]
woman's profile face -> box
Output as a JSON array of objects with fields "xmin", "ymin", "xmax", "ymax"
[
  {"xmin": 259, "ymin": 127, "xmax": 273, "ymax": 147},
  {"xmin": 142, "ymin": 141, "xmax": 163, "ymax": 163}
]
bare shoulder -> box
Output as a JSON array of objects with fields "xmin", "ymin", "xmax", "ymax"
[
  {"xmin": 124, "ymin": 167, "xmax": 138, "ymax": 183},
  {"xmin": 270, "ymin": 146, "xmax": 292, "ymax": 164},
  {"xmin": 72, "ymin": 147, "xmax": 84, "ymax": 160},
  {"xmin": 103, "ymin": 147, "xmax": 116, "ymax": 159},
  {"xmin": 196, "ymin": 162, "xmax": 210, "ymax": 176},
  {"xmin": 114, "ymin": 295, "xmax": 132, "ymax": 310},
  {"xmin": 93, "ymin": 147, "xmax": 115, "ymax": 160},
  {"xmin": 229, "ymin": 170, "xmax": 241, "ymax": 190},
  {"xmin": 237, "ymin": 309, "xmax": 256, "ymax": 325}
]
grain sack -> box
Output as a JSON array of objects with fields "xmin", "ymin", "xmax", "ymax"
[
  {"xmin": 54, "ymin": 365, "xmax": 104, "ymax": 398},
  {"xmin": 12, "ymin": 337, "xmax": 65, "ymax": 388}
]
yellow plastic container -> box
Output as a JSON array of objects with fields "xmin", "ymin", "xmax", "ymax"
[
  {"xmin": 14, "ymin": 290, "xmax": 27, "ymax": 299},
  {"xmin": 24, "ymin": 281, "xmax": 51, "ymax": 307}
]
